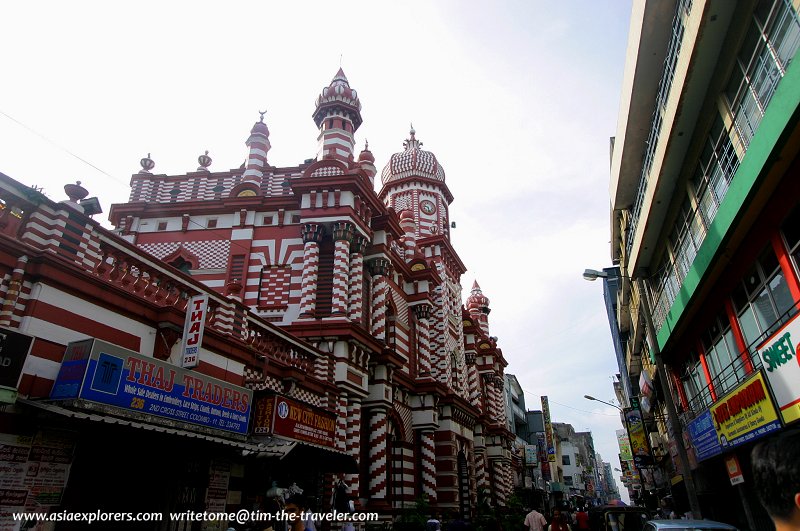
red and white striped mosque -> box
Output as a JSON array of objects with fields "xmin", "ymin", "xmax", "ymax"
[{"xmin": 0, "ymin": 69, "xmax": 513, "ymax": 522}]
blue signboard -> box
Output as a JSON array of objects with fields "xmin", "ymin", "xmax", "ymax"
[
  {"xmin": 687, "ymin": 410, "xmax": 722, "ymax": 462},
  {"xmin": 51, "ymin": 339, "xmax": 252, "ymax": 435}
]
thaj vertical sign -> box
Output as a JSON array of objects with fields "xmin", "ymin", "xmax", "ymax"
[{"xmin": 181, "ymin": 294, "xmax": 208, "ymax": 368}]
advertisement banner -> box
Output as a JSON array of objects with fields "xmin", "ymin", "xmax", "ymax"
[
  {"xmin": 725, "ymin": 454, "xmax": 745, "ymax": 485},
  {"xmin": 253, "ymin": 395, "xmax": 336, "ymax": 448},
  {"xmin": 616, "ymin": 429, "xmax": 633, "ymax": 462},
  {"xmin": 50, "ymin": 339, "xmax": 251, "ymax": 435},
  {"xmin": 0, "ymin": 327, "xmax": 34, "ymax": 390},
  {"xmin": 541, "ymin": 396, "xmax": 556, "ymax": 462},
  {"xmin": 524, "ymin": 444, "xmax": 538, "ymax": 466},
  {"xmin": 180, "ymin": 294, "xmax": 208, "ymax": 369},
  {"xmin": 624, "ymin": 408, "xmax": 652, "ymax": 467},
  {"xmin": 710, "ymin": 371, "xmax": 781, "ymax": 449},
  {"xmin": 687, "ymin": 409, "xmax": 722, "ymax": 461},
  {"xmin": 756, "ymin": 313, "xmax": 800, "ymax": 424}
]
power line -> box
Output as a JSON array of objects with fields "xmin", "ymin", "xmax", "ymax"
[{"xmin": 0, "ymin": 110, "xmax": 129, "ymax": 187}]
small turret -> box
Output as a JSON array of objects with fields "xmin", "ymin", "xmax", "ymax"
[
  {"xmin": 358, "ymin": 140, "xmax": 377, "ymax": 186},
  {"xmin": 242, "ymin": 111, "xmax": 271, "ymax": 186},
  {"xmin": 312, "ymin": 69, "xmax": 362, "ymax": 163},
  {"xmin": 466, "ymin": 280, "xmax": 491, "ymax": 335}
]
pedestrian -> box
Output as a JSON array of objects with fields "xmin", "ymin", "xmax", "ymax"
[
  {"xmin": 575, "ymin": 507, "xmax": 590, "ymax": 531},
  {"xmin": 427, "ymin": 514, "xmax": 442, "ymax": 531},
  {"xmin": 285, "ymin": 495, "xmax": 308, "ymax": 531},
  {"xmin": 752, "ymin": 428, "xmax": 800, "ymax": 531},
  {"xmin": 524, "ymin": 507, "xmax": 548, "ymax": 531},
  {"xmin": 547, "ymin": 509, "xmax": 572, "ymax": 531}
]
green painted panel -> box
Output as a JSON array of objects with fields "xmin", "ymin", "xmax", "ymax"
[{"xmin": 656, "ymin": 57, "xmax": 800, "ymax": 349}]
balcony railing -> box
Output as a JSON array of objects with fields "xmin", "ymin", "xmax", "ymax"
[{"xmin": 626, "ymin": 0, "xmax": 693, "ymax": 257}]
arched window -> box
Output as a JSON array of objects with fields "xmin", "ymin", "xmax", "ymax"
[{"xmin": 170, "ymin": 257, "xmax": 192, "ymax": 274}]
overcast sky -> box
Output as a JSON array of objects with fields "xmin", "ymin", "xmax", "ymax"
[{"xmin": 1, "ymin": 0, "xmax": 634, "ymax": 503}]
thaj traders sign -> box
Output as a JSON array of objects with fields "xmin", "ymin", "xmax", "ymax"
[{"xmin": 50, "ymin": 339, "xmax": 251, "ymax": 435}]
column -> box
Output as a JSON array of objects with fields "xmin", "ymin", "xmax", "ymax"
[
  {"xmin": 0, "ymin": 255, "xmax": 27, "ymax": 327},
  {"xmin": 368, "ymin": 258, "xmax": 391, "ymax": 340},
  {"xmin": 413, "ymin": 304, "xmax": 432, "ymax": 377},
  {"xmin": 474, "ymin": 446, "xmax": 488, "ymax": 495},
  {"xmin": 348, "ymin": 235, "xmax": 367, "ymax": 323},
  {"xmin": 331, "ymin": 222, "xmax": 354, "ymax": 316},
  {"xmin": 336, "ymin": 392, "xmax": 349, "ymax": 452},
  {"xmin": 299, "ymin": 223, "xmax": 325, "ymax": 318},
  {"xmin": 368, "ymin": 407, "xmax": 389, "ymax": 500},
  {"xmin": 419, "ymin": 429, "xmax": 437, "ymax": 503},
  {"xmin": 345, "ymin": 397, "xmax": 362, "ymax": 498}
]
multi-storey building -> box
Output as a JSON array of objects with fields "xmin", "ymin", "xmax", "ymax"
[
  {"xmin": 106, "ymin": 68, "xmax": 514, "ymax": 515},
  {"xmin": 606, "ymin": 0, "xmax": 800, "ymax": 528},
  {"xmin": 505, "ymin": 374, "xmax": 530, "ymax": 489}
]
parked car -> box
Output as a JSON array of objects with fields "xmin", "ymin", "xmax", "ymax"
[
  {"xmin": 588, "ymin": 505, "xmax": 652, "ymax": 531},
  {"xmin": 643, "ymin": 520, "xmax": 737, "ymax": 531}
]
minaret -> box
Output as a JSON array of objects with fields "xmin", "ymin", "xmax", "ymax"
[
  {"xmin": 312, "ymin": 68, "xmax": 362, "ymax": 164},
  {"xmin": 466, "ymin": 281, "xmax": 491, "ymax": 336},
  {"xmin": 242, "ymin": 111, "xmax": 271, "ymax": 186}
]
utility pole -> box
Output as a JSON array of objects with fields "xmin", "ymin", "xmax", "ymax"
[{"xmin": 636, "ymin": 279, "xmax": 702, "ymax": 518}]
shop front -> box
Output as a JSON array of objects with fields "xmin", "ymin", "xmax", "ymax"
[
  {"xmin": 0, "ymin": 337, "xmax": 264, "ymax": 530},
  {"xmin": 686, "ymin": 371, "xmax": 782, "ymax": 530}
]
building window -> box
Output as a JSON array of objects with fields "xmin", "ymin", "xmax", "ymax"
[
  {"xmin": 564, "ymin": 476, "xmax": 573, "ymax": 487},
  {"xmin": 692, "ymin": 116, "xmax": 740, "ymax": 229},
  {"xmin": 732, "ymin": 244, "xmax": 796, "ymax": 349},
  {"xmin": 682, "ymin": 351, "xmax": 711, "ymax": 412},
  {"xmin": 562, "ymin": 455, "xmax": 570, "ymax": 466},
  {"xmin": 726, "ymin": 0, "xmax": 800, "ymax": 150},
  {"xmin": 702, "ymin": 311, "xmax": 746, "ymax": 395},
  {"xmin": 157, "ymin": 221, "xmax": 168, "ymax": 231},
  {"xmin": 207, "ymin": 218, "xmax": 217, "ymax": 229},
  {"xmin": 263, "ymin": 215, "xmax": 273, "ymax": 226},
  {"xmin": 291, "ymin": 215, "xmax": 301, "ymax": 224}
]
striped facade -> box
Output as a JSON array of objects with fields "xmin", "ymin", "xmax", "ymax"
[{"xmin": 99, "ymin": 68, "xmax": 514, "ymax": 518}]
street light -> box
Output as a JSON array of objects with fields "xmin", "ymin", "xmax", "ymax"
[
  {"xmin": 584, "ymin": 395, "xmax": 623, "ymax": 412},
  {"xmin": 583, "ymin": 267, "xmax": 702, "ymax": 518}
]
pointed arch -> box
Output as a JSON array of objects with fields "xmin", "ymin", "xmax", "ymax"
[{"xmin": 162, "ymin": 245, "xmax": 200, "ymax": 272}]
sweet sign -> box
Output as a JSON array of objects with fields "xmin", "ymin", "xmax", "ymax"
[{"xmin": 757, "ymin": 312, "xmax": 800, "ymax": 424}]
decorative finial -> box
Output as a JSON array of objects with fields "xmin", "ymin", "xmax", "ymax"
[
  {"xmin": 365, "ymin": 139, "xmax": 369, "ymax": 150},
  {"xmin": 258, "ymin": 110, "xmax": 267, "ymax": 123},
  {"xmin": 197, "ymin": 150, "xmax": 212, "ymax": 171},
  {"xmin": 139, "ymin": 153, "xmax": 155, "ymax": 173},
  {"xmin": 339, "ymin": 53, "xmax": 343, "ymax": 68},
  {"xmin": 64, "ymin": 181, "xmax": 89, "ymax": 202}
]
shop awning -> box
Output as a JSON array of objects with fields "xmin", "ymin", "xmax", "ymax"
[
  {"xmin": 251, "ymin": 435, "xmax": 359, "ymax": 473},
  {"xmin": 18, "ymin": 399, "xmax": 293, "ymax": 458}
]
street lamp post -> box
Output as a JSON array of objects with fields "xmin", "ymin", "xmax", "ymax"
[
  {"xmin": 583, "ymin": 268, "xmax": 702, "ymax": 519},
  {"xmin": 584, "ymin": 395, "xmax": 622, "ymax": 412}
]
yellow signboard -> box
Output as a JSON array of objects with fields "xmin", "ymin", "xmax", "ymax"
[{"xmin": 710, "ymin": 372, "xmax": 781, "ymax": 449}]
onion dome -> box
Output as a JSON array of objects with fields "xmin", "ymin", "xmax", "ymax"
[
  {"xmin": 313, "ymin": 68, "xmax": 362, "ymax": 130},
  {"xmin": 381, "ymin": 126, "xmax": 445, "ymax": 185},
  {"xmin": 466, "ymin": 280, "xmax": 490, "ymax": 313},
  {"xmin": 251, "ymin": 110, "xmax": 270, "ymax": 137},
  {"xmin": 358, "ymin": 139, "xmax": 375, "ymax": 163}
]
